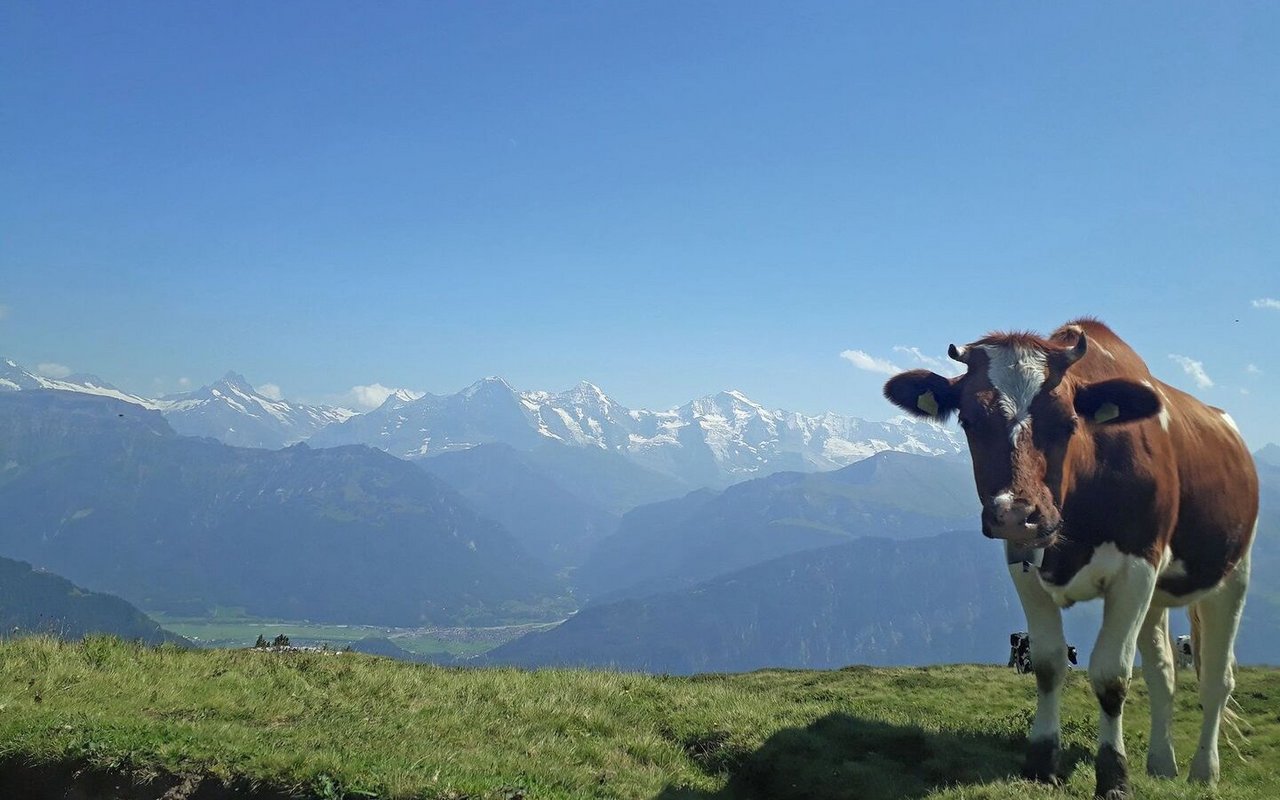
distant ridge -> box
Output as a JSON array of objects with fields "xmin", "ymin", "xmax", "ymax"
[
  {"xmin": 577, "ymin": 449, "xmax": 979, "ymax": 599},
  {"xmin": 0, "ymin": 555, "xmax": 187, "ymax": 646},
  {"xmin": 1256, "ymin": 443, "xmax": 1280, "ymax": 468}
]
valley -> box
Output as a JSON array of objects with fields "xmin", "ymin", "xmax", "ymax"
[{"xmin": 150, "ymin": 608, "xmax": 556, "ymax": 659}]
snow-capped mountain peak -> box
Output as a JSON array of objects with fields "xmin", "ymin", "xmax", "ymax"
[
  {"xmin": 391, "ymin": 388, "xmax": 423, "ymax": 403},
  {"xmin": 310, "ymin": 377, "xmax": 964, "ymax": 487},
  {"xmin": 461, "ymin": 376, "xmax": 515, "ymax": 398},
  {"xmin": 0, "ymin": 357, "xmax": 158, "ymax": 407},
  {"xmin": 217, "ymin": 371, "xmax": 256, "ymax": 392},
  {"xmin": 157, "ymin": 372, "xmax": 354, "ymax": 449}
]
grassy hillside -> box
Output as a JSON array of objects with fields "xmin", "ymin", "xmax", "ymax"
[
  {"xmin": 1, "ymin": 638, "xmax": 1277, "ymax": 799},
  {"xmin": 0, "ymin": 557, "xmax": 187, "ymax": 647}
]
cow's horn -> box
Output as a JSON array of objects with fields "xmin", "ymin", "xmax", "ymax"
[
  {"xmin": 948, "ymin": 344, "xmax": 969, "ymax": 364},
  {"xmin": 1064, "ymin": 331, "xmax": 1087, "ymax": 365}
]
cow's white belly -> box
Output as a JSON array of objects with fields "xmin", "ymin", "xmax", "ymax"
[{"xmin": 1038, "ymin": 542, "xmax": 1149, "ymax": 608}]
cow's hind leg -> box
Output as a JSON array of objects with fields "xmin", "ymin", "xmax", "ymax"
[
  {"xmin": 1137, "ymin": 605, "xmax": 1177, "ymax": 777},
  {"xmin": 1008, "ymin": 556, "xmax": 1067, "ymax": 783},
  {"xmin": 1189, "ymin": 549, "xmax": 1250, "ymax": 784},
  {"xmin": 1090, "ymin": 556, "xmax": 1157, "ymax": 800}
]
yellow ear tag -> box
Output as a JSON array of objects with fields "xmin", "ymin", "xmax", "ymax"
[
  {"xmin": 1094, "ymin": 402, "xmax": 1120, "ymax": 424},
  {"xmin": 917, "ymin": 390, "xmax": 939, "ymax": 416}
]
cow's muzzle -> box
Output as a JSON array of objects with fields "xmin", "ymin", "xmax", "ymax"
[{"xmin": 981, "ymin": 498, "xmax": 1062, "ymax": 548}]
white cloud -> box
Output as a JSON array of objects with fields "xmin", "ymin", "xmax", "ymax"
[
  {"xmin": 344, "ymin": 383, "xmax": 421, "ymax": 410},
  {"xmin": 36, "ymin": 362, "xmax": 71, "ymax": 379},
  {"xmin": 1169, "ymin": 354, "xmax": 1214, "ymax": 389},
  {"xmin": 1252, "ymin": 298, "xmax": 1280, "ymax": 311},
  {"xmin": 1246, "ymin": 363, "xmax": 1262, "ymax": 376},
  {"xmin": 258, "ymin": 382, "xmax": 284, "ymax": 401},
  {"xmin": 177, "ymin": 377, "xmax": 192, "ymax": 389},
  {"xmin": 840, "ymin": 349, "xmax": 902, "ymax": 376},
  {"xmin": 893, "ymin": 345, "xmax": 962, "ymax": 376},
  {"xmin": 0, "ymin": 304, "xmax": 9, "ymax": 321}
]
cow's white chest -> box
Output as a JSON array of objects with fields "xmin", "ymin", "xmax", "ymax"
[{"xmin": 1039, "ymin": 542, "xmax": 1134, "ymax": 607}]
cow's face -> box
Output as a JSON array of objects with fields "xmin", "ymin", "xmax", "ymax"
[{"xmin": 884, "ymin": 330, "xmax": 1160, "ymax": 548}]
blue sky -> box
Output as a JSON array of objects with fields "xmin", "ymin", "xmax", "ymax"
[{"xmin": 2, "ymin": 3, "xmax": 1278, "ymax": 444}]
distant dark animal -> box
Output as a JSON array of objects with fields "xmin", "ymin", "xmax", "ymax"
[
  {"xmin": 1009, "ymin": 632, "xmax": 1077, "ymax": 674},
  {"xmin": 886, "ymin": 319, "xmax": 1256, "ymax": 796}
]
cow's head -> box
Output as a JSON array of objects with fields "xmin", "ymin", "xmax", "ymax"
[{"xmin": 884, "ymin": 329, "xmax": 1161, "ymax": 548}]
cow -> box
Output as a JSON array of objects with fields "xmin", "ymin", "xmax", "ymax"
[
  {"xmin": 1010, "ymin": 632, "xmax": 1078, "ymax": 673},
  {"xmin": 1175, "ymin": 634, "xmax": 1194, "ymax": 669},
  {"xmin": 884, "ymin": 318, "xmax": 1256, "ymax": 799},
  {"xmin": 1010, "ymin": 631, "xmax": 1033, "ymax": 672}
]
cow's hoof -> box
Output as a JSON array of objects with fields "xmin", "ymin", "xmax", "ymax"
[
  {"xmin": 1021, "ymin": 736, "xmax": 1060, "ymax": 784},
  {"xmin": 1146, "ymin": 748, "xmax": 1178, "ymax": 778},
  {"xmin": 1188, "ymin": 749, "xmax": 1219, "ymax": 784},
  {"xmin": 1095, "ymin": 744, "xmax": 1129, "ymax": 799}
]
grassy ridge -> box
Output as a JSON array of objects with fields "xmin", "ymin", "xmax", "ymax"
[{"xmin": 0, "ymin": 637, "xmax": 1277, "ymax": 799}]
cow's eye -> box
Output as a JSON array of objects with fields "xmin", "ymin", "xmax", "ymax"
[{"xmin": 1041, "ymin": 416, "xmax": 1077, "ymax": 439}]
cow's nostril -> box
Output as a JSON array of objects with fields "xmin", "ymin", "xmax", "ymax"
[{"xmin": 1025, "ymin": 509, "xmax": 1042, "ymax": 525}]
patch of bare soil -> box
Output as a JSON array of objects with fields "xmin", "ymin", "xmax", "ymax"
[{"xmin": 0, "ymin": 757, "xmax": 306, "ymax": 800}]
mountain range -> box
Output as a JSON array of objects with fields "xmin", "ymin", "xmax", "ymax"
[
  {"xmin": 0, "ymin": 390, "xmax": 565, "ymax": 626},
  {"xmin": 311, "ymin": 378, "xmax": 965, "ymax": 489},
  {"xmin": 156, "ymin": 371, "xmax": 355, "ymax": 449},
  {"xmin": 489, "ymin": 455, "xmax": 1280, "ymax": 672},
  {"xmin": 576, "ymin": 450, "xmax": 979, "ymax": 600},
  {"xmin": 486, "ymin": 532, "xmax": 1078, "ymax": 672},
  {"xmin": 2, "ymin": 356, "xmax": 964, "ymax": 490},
  {"xmin": 2, "ymin": 357, "xmax": 154, "ymax": 407},
  {"xmin": 2, "ymin": 359, "xmax": 354, "ymax": 451}
]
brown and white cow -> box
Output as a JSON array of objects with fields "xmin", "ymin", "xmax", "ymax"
[{"xmin": 884, "ymin": 318, "xmax": 1257, "ymax": 799}]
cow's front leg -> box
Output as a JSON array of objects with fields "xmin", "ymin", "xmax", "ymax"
[
  {"xmin": 1089, "ymin": 556, "xmax": 1158, "ymax": 800},
  {"xmin": 1008, "ymin": 551, "xmax": 1067, "ymax": 783}
]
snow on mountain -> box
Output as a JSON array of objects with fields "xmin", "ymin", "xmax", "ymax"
[
  {"xmin": 5, "ymin": 355, "xmax": 962, "ymax": 479},
  {"xmin": 1, "ymin": 358, "xmax": 158, "ymax": 407},
  {"xmin": 310, "ymin": 377, "xmax": 964, "ymax": 488},
  {"xmin": 156, "ymin": 372, "xmax": 355, "ymax": 449},
  {"xmin": 3, "ymin": 358, "xmax": 354, "ymax": 450}
]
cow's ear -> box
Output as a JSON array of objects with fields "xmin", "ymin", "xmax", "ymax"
[
  {"xmin": 883, "ymin": 370, "xmax": 960, "ymax": 422},
  {"xmin": 1074, "ymin": 378, "xmax": 1161, "ymax": 425}
]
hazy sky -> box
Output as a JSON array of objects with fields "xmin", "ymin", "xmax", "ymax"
[{"xmin": 2, "ymin": 3, "xmax": 1277, "ymax": 444}]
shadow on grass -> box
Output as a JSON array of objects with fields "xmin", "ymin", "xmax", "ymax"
[{"xmin": 653, "ymin": 712, "xmax": 1090, "ymax": 800}]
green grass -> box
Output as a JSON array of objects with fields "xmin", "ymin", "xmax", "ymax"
[{"xmin": 1, "ymin": 636, "xmax": 1278, "ymax": 799}]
